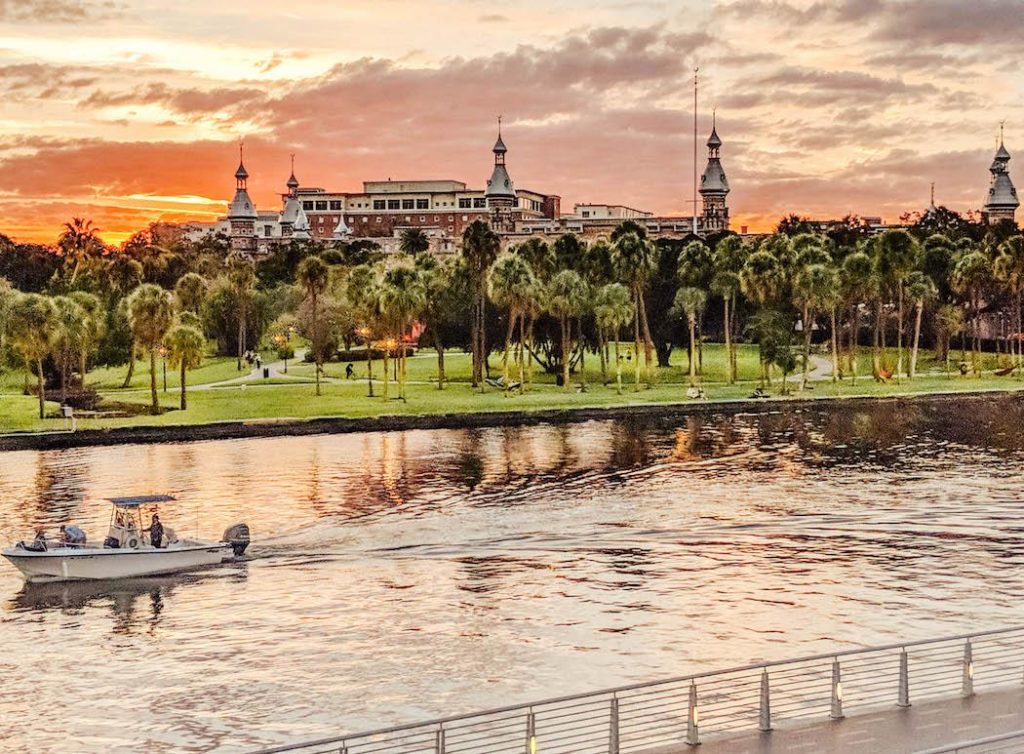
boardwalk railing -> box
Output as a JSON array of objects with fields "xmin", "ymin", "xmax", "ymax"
[
  {"xmin": 251, "ymin": 626, "xmax": 1024, "ymax": 754},
  {"xmin": 916, "ymin": 730, "xmax": 1024, "ymax": 754}
]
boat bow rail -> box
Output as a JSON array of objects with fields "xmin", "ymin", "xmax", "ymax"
[{"xmin": 249, "ymin": 625, "xmax": 1024, "ymax": 754}]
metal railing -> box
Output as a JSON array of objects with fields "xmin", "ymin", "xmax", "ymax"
[
  {"xmin": 251, "ymin": 626, "xmax": 1024, "ymax": 754},
  {"xmin": 916, "ymin": 730, "xmax": 1024, "ymax": 754}
]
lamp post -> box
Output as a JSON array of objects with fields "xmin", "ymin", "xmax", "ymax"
[
  {"xmin": 158, "ymin": 345, "xmax": 168, "ymax": 393},
  {"xmin": 357, "ymin": 326, "xmax": 374, "ymax": 397}
]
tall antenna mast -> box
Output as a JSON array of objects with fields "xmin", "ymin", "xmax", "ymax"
[
  {"xmin": 930, "ymin": 182, "xmax": 935, "ymax": 207},
  {"xmin": 693, "ymin": 66, "xmax": 699, "ymax": 236}
]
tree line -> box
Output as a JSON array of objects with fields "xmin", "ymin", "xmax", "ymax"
[{"xmin": 1, "ymin": 209, "xmax": 1021, "ymax": 419}]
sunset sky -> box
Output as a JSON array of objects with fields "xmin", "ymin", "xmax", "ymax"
[{"xmin": 1, "ymin": 0, "xmax": 1021, "ymax": 245}]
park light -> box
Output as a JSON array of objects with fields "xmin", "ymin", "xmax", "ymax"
[{"xmin": 158, "ymin": 345, "xmax": 167, "ymax": 358}]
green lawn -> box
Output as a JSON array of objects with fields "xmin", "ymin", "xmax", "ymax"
[{"xmin": 2, "ymin": 342, "xmax": 1023, "ymax": 434}]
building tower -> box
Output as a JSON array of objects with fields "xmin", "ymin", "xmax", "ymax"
[
  {"xmin": 227, "ymin": 144, "xmax": 259, "ymax": 254},
  {"xmin": 279, "ymin": 155, "xmax": 303, "ymax": 239},
  {"xmin": 485, "ymin": 118, "xmax": 517, "ymax": 232},
  {"xmin": 699, "ymin": 114, "xmax": 730, "ymax": 234},
  {"xmin": 983, "ymin": 125, "xmax": 1019, "ymax": 225}
]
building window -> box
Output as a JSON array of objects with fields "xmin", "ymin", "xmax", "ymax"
[
  {"xmin": 416, "ymin": 199, "xmax": 429, "ymax": 209},
  {"xmin": 302, "ymin": 201, "xmax": 314, "ymax": 210},
  {"xmin": 387, "ymin": 200, "xmax": 400, "ymax": 210},
  {"xmin": 458, "ymin": 198, "xmax": 472, "ymax": 209},
  {"xmin": 434, "ymin": 216, "xmax": 440, "ymax": 221},
  {"xmin": 473, "ymin": 198, "xmax": 486, "ymax": 208},
  {"xmin": 462, "ymin": 215, "xmax": 468, "ymax": 221},
  {"xmin": 420, "ymin": 216, "xmax": 426, "ymax": 223},
  {"xmin": 402, "ymin": 199, "xmax": 414, "ymax": 209},
  {"xmin": 329, "ymin": 200, "xmax": 342, "ymax": 210},
  {"xmin": 448, "ymin": 216, "xmax": 454, "ymax": 221},
  {"xmin": 582, "ymin": 211, "xmax": 590, "ymax": 218},
  {"xmin": 373, "ymin": 200, "xmax": 386, "ymax": 210},
  {"xmin": 361, "ymin": 217, "xmax": 367, "ymax": 222},
  {"xmin": 376, "ymin": 217, "xmax": 382, "ymax": 223},
  {"xmin": 315, "ymin": 201, "xmax": 328, "ymax": 211},
  {"xmin": 264, "ymin": 225, "xmax": 272, "ymax": 237},
  {"xmin": 405, "ymin": 216, "xmax": 411, "ymax": 222}
]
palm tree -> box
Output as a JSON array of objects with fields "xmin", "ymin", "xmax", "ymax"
[
  {"xmin": 839, "ymin": 251, "xmax": 874, "ymax": 383},
  {"xmin": 127, "ymin": 283, "xmax": 174, "ymax": 414},
  {"xmin": 792, "ymin": 263, "xmax": 839, "ymax": 390},
  {"xmin": 399, "ymin": 228, "xmax": 430, "ymax": 257},
  {"xmin": 297, "ymin": 256, "xmax": 331, "ymax": 396},
  {"xmin": 994, "ymin": 236, "xmax": 1024, "ymax": 370},
  {"xmin": 874, "ymin": 229, "xmax": 921, "ymax": 379},
  {"xmin": 106, "ymin": 255, "xmax": 145, "ymax": 300},
  {"xmin": 611, "ymin": 230, "xmax": 657, "ymax": 379},
  {"xmin": 594, "ymin": 283, "xmax": 635, "ymax": 394},
  {"xmin": 676, "ymin": 240, "xmax": 713, "ymax": 374},
  {"xmin": 740, "ymin": 249, "xmax": 785, "ymax": 385},
  {"xmin": 58, "ymin": 217, "xmax": 102, "ymax": 283},
  {"xmin": 673, "ymin": 287, "xmax": 707, "ymax": 387},
  {"xmin": 461, "ymin": 221, "xmax": 501, "ymax": 387},
  {"xmin": 175, "ymin": 272, "xmax": 209, "ymax": 314},
  {"xmin": 951, "ymin": 250, "xmax": 992, "ymax": 375},
  {"xmin": 5, "ymin": 293, "xmax": 57, "ymax": 419},
  {"xmin": 711, "ymin": 236, "xmax": 748, "ymax": 383},
  {"xmin": 489, "ymin": 252, "xmax": 539, "ymax": 393},
  {"xmin": 68, "ymin": 291, "xmax": 105, "ymax": 386},
  {"xmin": 52, "ymin": 295, "xmax": 87, "ymax": 401},
  {"xmin": 906, "ymin": 271, "xmax": 938, "ymax": 379},
  {"xmin": 417, "ymin": 256, "xmax": 467, "ymax": 390},
  {"xmin": 346, "ymin": 263, "xmax": 383, "ymax": 397},
  {"xmin": 933, "ymin": 304, "xmax": 964, "ymax": 374},
  {"xmin": 226, "ymin": 254, "xmax": 257, "ymax": 371},
  {"xmin": 547, "ymin": 270, "xmax": 589, "ymax": 391},
  {"xmin": 165, "ymin": 323, "xmax": 206, "ymax": 410},
  {"xmin": 380, "ymin": 262, "xmax": 426, "ymax": 400}
]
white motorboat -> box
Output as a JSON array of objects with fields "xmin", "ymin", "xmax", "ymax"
[{"xmin": 2, "ymin": 495, "xmax": 250, "ymax": 582}]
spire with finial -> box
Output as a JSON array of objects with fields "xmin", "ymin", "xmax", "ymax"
[
  {"xmin": 286, "ymin": 153, "xmax": 299, "ymax": 194},
  {"xmin": 235, "ymin": 139, "xmax": 249, "ymax": 187},
  {"xmin": 486, "ymin": 116, "xmax": 515, "ymax": 206},
  {"xmin": 493, "ymin": 115, "xmax": 507, "ymax": 161},
  {"xmin": 984, "ymin": 121, "xmax": 1019, "ymax": 224},
  {"xmin": 228, "ymin": 139, "xmax": 258, "ymax": 221}
]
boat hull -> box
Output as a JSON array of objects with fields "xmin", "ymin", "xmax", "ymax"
[{"xmin": 2, "ymin": 543, "xmax": 235, "ymax": 582}]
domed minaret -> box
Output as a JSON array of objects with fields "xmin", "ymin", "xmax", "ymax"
[
  {"xmin": 983, "ymin": 125, "xmax": 1019, "ymax": 225},
  {"xmin": 485, "ymin": 117, "xmax": 517, "ymax": 232},
  {"xmin": 699, "ymin": 114, "xmax": 730, "ymax": 233},
  {"xmin": 279, "ymin": 155, "xmax": 303, "ymax": 239},
  {"xmin": 228, "ymin": 143, "xmax": 259, "ymax": 254}
]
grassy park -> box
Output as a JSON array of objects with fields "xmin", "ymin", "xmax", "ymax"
[{"xmin": 2, "ymin": 343, "xmax": 1021, "ymax": 435}]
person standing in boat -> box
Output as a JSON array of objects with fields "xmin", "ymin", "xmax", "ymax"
[{"xmin": 145, "ymin": 514, "xmax": 164, "ymax": 548}]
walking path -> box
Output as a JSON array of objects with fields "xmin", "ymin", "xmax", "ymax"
[
  {"xmin": 662, "ymin": 686, "xmax": 1024, "ymax": 754},
  {"xmin": 196, "ymin": 349, "xmax": 321, "ymax": 390}
]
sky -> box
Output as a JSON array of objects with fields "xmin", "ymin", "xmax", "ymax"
[{"xmin": 0, "ymin": 0, "xmax": 1021, "ymax": 245}]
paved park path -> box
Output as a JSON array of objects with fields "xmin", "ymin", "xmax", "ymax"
[{"xmin": 654, "ymin": 686, "xmax": 1024, "ymax": 754}]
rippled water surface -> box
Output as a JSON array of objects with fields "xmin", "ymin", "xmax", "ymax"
[{"xmin": 2, "ymin": 398, "xmax": 1024, "ymax": 752}]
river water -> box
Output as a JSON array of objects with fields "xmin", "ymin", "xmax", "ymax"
[{"xmin": 2, "ymin": 397, "xmax": 1024, "ymax": 752}]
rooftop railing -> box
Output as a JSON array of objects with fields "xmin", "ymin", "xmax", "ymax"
[
  {"xmin": 250, "ymin": 625, "xmax": 1024, "ymax": 754},
  {"xmin": 916, "ymin": 730, "xmax": 1024, "ymax": 754}
]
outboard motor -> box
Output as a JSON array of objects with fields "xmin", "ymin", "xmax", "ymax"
[{"xmin": 223, "ymin": 523, "xmax": 250, "ymax": 557}]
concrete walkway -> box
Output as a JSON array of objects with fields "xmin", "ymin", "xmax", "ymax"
[
  {"xmin": 196, "ymin": 349, "xmax": 319, "ymax": 390},
  {"xmin": 665, "ymin": 687, "xmax": 1024, "ymax": 754}
]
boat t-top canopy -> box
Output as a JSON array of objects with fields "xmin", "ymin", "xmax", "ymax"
[{"xmin": 106, "ymin": 495, "xmax": 176, "ymax": 508}]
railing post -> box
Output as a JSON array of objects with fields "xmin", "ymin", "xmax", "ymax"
[
  {"xmin": 435, "ymin": 726, "xmax": 446, "ymax": 754},
  {"xmin": 830, "ymin": 658, "xmax": 844, "ymax": 720},
  {"xmin": 609, "ymin": 695, "xmax": 620, "ymax": 754},
  {"xmin": 962, "ymin": 640, "xmax": 975, "ymax": 697},
  {"xmin": 686, "ymin": 681, "xmax": 700, "ymax": 746},
  {"xmin": 759, "ymin": 668, "xmax": 772, "ymax": 732},
  {"xmin": 338, "ymin": 745, "xmax": 348, "ymax": 754},
  {"xmin": 897, "ymin": 649, "xmax": 910, "ymax": 708},
  {"xmin": 526, "ymin": 709, "xmax": 537, "ymax": 754}
]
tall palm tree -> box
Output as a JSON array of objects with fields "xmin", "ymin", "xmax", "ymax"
[
  {"xmin": 740, "ymin": 249, "xmax": 785, "ymax": 385},
  {"xmin": 951, "ymin": 250, "xmax": 992, "ymax": 375},
  {"xmin": 226, "ymin": 254, "xmax": 257, "ymax": 371},
  {"xmin": 611, "ymin": 230, "xmax": 657, "ymax": 378},
  {"xmin": 874, "ymin": 229, "xmax": 921, "ymax": 379},
  {"xmin": 677, "ymin": 240, "xmax": 713, "ymax": 374},
  {"xmin": 399, "ymin": 228, "xmax": 430, "ymax": 257},
  {"xmin": 994, "ymin": 236, "xmax": 1024, "ymax": 369},
  {"xmin": 52, "ymin": 295, "xmax": 87, "ymax": 401},
  {"xmin": 711, "ymin": 236, "xmax": 748, "ymax": 383},
  {"xmin": 839, "ymin": 251, "xmax": 874, "ymax": 383},
  {"xmin": 417, "ymin": 255, "xmax": 467, "ymax": 390},
  {"xmin": 673, "ymin": 287, "xmax": 707, "ymax": 387},
  {"xmin": 58, "ymin": 217, "xmax": 102, "ymax": 284},
  {"xmin": 793, "ymin": 263, "xmax": 839, "ymax": 390},
  {"xmin": 68, "ymin": 291, "xmax": 105, "ymax": 387},
  {"xmin": 175, "ymin": 272, "xmax": 209, "ymax": 314},
  {"xmin": 297, "ymin": 255, "xmax": 331, "ymax": 396},
  {"xmin": 594, "ymin": 283, "xmax": 635, "ymax": 394},
  {"xmin": 127, "ymin": 283, "xmax": 174, "ymax": 414},
  {"xmin": 547, "ymin": 270, "xmax": 589, "ymax": 391},
  {"xmin": 346, "ymin": 263, "xmax": 383, "ymax": 397},
  {"xmin": 489, "ymin": 252, "xmax": 539, "ymax": 393},
  {"xmin": 380, "ymin": 262, "xmax": 426, "ymax": 400},
  {"xmin": 906, "ymin": 271, "xmax": 938, "ymax": 380},
  {"xmin": 165, "ymin": 323, "xmax": 206, "ymax": 410},
  {"xmin": 461, "ymin": 221, "xmax": 501, "ymax": 387},
  {"xmin": 5, "ymin": 293, "xmax": 57, "ymax": 419}
]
